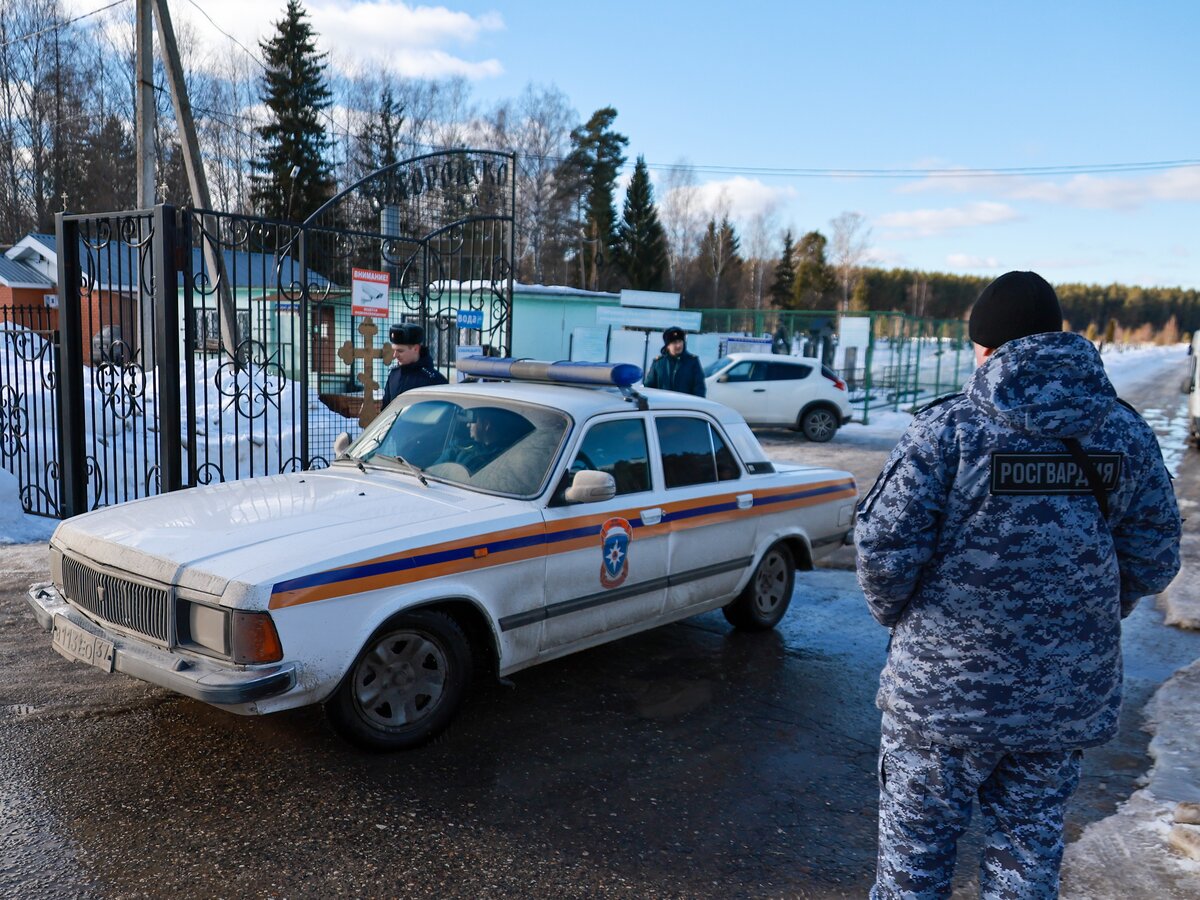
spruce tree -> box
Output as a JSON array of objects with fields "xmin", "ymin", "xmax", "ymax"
[
  {"xmin": 252, "ymin": 1, "xmax": 335, "ymax": 221},
  {"xmin": 769, "ymin": 230, "xmax": 796, "ymax": 308},
  {"xmin": 793, "ymin": 230, "xmax": 836, "ymax": 309},
  {"xmin": 699, "ymin": 216, "xmax": 743, "ymax": 307},
  {"xmin": 614, "ymin": 156, "xmax": 669, "ymax": 290},
  {"xmin": 563, "ymin": 107, "xmax": 628, "ymax": 290}
]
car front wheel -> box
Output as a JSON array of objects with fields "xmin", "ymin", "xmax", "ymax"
[
  {"xmin": 326, "ymin": 610, "xmax": 472, "ymax": 751},
  {"xmin": 799, "ymin": 407, "xmax": 838, "ymax": 442},
  {"xmin": 723, "ymin": 543, "xmax": 796, "ymax": 631}
]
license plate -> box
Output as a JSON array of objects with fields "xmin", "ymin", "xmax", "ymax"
[{"xmin": 52, "ymin": 616, "xmax": 115, "ymax": 673}]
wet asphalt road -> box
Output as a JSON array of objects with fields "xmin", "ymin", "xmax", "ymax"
[{"xmin": 1, "ymin": 358, "xmax": 1197, "ymax": 899}]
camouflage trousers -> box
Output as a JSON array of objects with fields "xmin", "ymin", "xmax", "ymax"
[{"xmin": 871, "ymin": 729, "xmax": 1083, "ymax": 899}]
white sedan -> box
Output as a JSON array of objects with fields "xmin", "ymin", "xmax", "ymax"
[
  {"xmin": 26, "ymin": 359, "xmax": 858, "ymax": 751},
  {"xmin": 705, "ymin": 352, "xmax": 854, "ymax": 441}
]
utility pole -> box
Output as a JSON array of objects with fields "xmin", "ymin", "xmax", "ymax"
[
  {"xmin": 133, "ymin": 1, "xmax": 238, "ymax": 367},
  {"xmin": 135, "ymin": 0, "xmax": 155, "ymax": 208}
]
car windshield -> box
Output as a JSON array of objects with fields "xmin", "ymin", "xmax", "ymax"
[
  {"xmin": 343, "ymin": 394, "xmax": 571, "ymax": 497},
  {"xmin": 703, "ymin": 356, "xmax": 732, "ymax": 377}
]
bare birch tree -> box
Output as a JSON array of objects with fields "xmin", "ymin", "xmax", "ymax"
[
  {"xmin": 658, "ymin": 159, "xmax": 701, "ymax": 292},
  {"xmin": 829, "ymin": 210, "xmax": 872, "ymax": 312}
]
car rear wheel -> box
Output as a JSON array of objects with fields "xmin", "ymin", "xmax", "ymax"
[
  {"xmin": 799, "ymin": 407, "xmax": 838, "ymax": 442},
  {"xmin": 723, "ymin": 543, "xmax": 795, "ymax": 631},
  {"xmin": 326, "ymin": 610, "xmax": 472, "ymax": 751}
]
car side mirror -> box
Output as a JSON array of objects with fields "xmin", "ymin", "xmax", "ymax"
[
  {"xmin": 717, "ymin": 374, "xmax": 729, "ymax": 383},
  {"xmin": 333, "ymin": 432, "xmax": 351, "ymax": 458},
  {"xmin": 564, "ymin": 469, "xmax": 616, "ymax": 504}
]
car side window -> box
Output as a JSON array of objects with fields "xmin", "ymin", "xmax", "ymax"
[
  {"xmin": 571, "ymin": 418, "xmax": 651, "ymax": 495},
  {"xmin": 723, "ymin": 361, "xmax": 763, "ymax": 382},
  {"xmin": 656, "ymin": 417, "xmax": 741, "ymax": 488},
  {"xmin": 766, "ymin": 362, "xmax": 813, "ymax": 381}
]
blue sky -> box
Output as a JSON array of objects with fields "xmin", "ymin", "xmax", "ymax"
[{"xmin": 108, "ymin": 0, "xmax": 1200, "ymax": 288}]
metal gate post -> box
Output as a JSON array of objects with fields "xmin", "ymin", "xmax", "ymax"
[
  {"xmin": 298, "ymin": 226, "xmax": 310, "ymax": 469},
  {"xmin": 54, "ymin": 213, "xmax": 86, "ymax": 518},
  {"xmin": 152, "ymin": 204, "xmax": 183, "ymax": 493}
]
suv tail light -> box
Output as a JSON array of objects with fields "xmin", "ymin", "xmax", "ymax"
[{"xmin": 821, "ymin": 367, "xmax": 847, "ymax": 391}]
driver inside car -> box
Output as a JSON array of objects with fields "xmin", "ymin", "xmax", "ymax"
[{"xmin": 452, "ymin": 407, "xmax": 530, "ymax": 473}]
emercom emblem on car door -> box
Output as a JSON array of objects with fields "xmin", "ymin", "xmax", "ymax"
[{"xmin": 600, "ymin": 517, "xmax": 633, "ymax": 588}]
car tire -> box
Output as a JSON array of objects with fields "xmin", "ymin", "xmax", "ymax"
[
  {"xmin": 722, "ymin": 543, "xmax": 795, "ymax": 631},
  {"xmin": 799, "ymin": 407, "xmax": 838, "ymax": 442},
  {"xmin": 325, "ymin": 610, "xmax": 472, "ymax": 752}
]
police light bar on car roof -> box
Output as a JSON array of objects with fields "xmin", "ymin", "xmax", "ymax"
[{"xmin": 458, "ymin": 357, "xmax": 643, "ymax": 387}]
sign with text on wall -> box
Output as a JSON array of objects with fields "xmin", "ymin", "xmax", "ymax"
[
  {"xmin": 351, "ymin": 268, "xmax": 390, "ymax": 318},
  {"xmin": 456, "ymin": 308, "xmax": 484, "ymax": 330}
]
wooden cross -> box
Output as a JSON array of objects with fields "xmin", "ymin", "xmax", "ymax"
[{"xmin": 337, "ymin": 318, "xmax": 389, "ymax": 427}]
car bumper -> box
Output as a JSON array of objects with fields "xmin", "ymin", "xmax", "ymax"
[{"xmin": 25, "ymin": 582, "xmax": 296, "ymax": 706}]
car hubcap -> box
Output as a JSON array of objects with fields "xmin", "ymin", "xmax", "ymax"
[
  {"xmin": 754, "ymin": 551, "xmax": 789, "ymax": 615},
  {"xmin": 354, "ymin": 630, "xmax": 448, "ymax": 729},
  {"xmin": 807, "ymin": 411, "xmax": 835, "ymax": 439}
]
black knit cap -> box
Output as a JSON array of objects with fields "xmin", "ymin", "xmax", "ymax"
[
  {"xmin": 388, "ymin": 323, "xmax": 425, "ymax": 345},
  {"xmin": 968, "ymin": 271, "xmax": 1063, "ymax": 348}
]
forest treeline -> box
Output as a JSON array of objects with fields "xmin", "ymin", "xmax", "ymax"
[{"xmin": 1, "ymin": 0, "xmax": 1192, "ymax": 337}]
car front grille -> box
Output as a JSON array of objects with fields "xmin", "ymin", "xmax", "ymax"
[{"xmin": 60, "ymin": 555, "xmax": 173, "ymax": 645}]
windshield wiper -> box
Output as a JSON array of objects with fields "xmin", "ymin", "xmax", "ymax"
[{"xmin": 377, "ymin": 454, "xmax": 429, "ymax": 488}]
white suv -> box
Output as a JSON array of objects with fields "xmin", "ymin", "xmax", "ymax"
[{"xmin": 705, "ymin": 353, "xmax": 854, "ymax": 441}]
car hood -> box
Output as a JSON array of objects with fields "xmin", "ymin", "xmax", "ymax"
[{"xmin": 51, "ymin": 466, "xmax": 521, "ymax": 599}]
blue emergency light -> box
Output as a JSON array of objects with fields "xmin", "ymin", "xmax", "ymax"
[{"xmin": 458, "ymin": 357, "xmax": 643, "ymax": 387}]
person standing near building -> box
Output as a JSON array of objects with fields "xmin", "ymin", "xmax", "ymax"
[
  {"xmin": 855, "ymin": 271, "xmax": 1181, "ymax": 899},
  {"xmin": 643, "ymin": 326, "xmax": 706, "ymax": 397},
  {"xmin": 381, "ymin": 323, "xmax": 447, "ymax": 408}
]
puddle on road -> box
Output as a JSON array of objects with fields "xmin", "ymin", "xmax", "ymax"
[{"xmin": 0, "ymin": 755, "xmax": 96, "ymax": 899}]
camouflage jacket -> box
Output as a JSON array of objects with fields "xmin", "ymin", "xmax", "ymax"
[{"xmin": 855, "ymin": 331, "xmax": 1181, "ymax": 750}]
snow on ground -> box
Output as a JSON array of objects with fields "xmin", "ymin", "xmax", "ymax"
[
  {"xmin": 0, "ymin": 341, "xmax": 1189, "ymax": 544},
  {"xmin": 0, "ymin": 468, "xmax": 55, "ymax": 545}
]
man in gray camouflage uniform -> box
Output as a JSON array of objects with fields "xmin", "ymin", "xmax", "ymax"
[{"xmin": 855, "ymin": 271, "xmax": 1181, "ymax": 899}]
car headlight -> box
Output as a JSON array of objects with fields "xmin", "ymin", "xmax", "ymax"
[
  {"xmin": 177, "ymin": 598, "xmax": 229, "ymax": 656},
  {"xmin": 175, "ymin": 597, "xmax": 283, "ymax": 664}
]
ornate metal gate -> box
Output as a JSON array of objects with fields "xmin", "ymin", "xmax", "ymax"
[{"xmin": 26, "ymin": 149, "xmax": 515, "ymax": 520}]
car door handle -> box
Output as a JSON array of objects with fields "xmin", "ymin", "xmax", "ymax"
[
  {"xmin": 640, "ymin": 508, "xmax": 663, "ymax": 526},
  {"xmin": 736, "ymin": 493, "xmax": 754, "ymax": 509},
  {"xmin": 752, "ymin": 388, "xmax": 766, "ymax": 392}
]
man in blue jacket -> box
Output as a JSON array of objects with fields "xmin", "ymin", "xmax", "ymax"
[
  {"xmin": 642, "ymin": 326, "xmax": 706, "ymax": 397},
  {"xmin": 381, "ymin": 323, "xmax": 447, "ymax": 408},
  {"xmin": 855, "ymin": 271, "xmax": 1181, "ymax": 899}
]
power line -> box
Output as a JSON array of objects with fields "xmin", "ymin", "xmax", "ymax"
[{"xmin": 0, "ymin": 0, "xmax": 131, "ymax": 50}]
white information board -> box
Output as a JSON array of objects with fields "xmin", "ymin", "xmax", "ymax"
[
  {"xmin": 839, "ymin": 316, "xmax": 871, "ymax": 352},
  {"xmin": 454, "ymin": 345, "xmax": 483, "ymax": 382},
  {"xmin": 609, "ymin": 329, "xmax": 650, "ymax": 374},
  {"xmin": 596, "ymin": 306, "xmax": 702, "ymax": 331},
  {"xmin": 570, "ymin": 326, "xmax": 610, "ymax": 362},
  {"xmin": 619, "ymin": 289, "xmax": 680, "ymax": 309}
]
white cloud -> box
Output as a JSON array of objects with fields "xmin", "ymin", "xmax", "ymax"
[
  {"xmin": 899, "ymin": 165, "xmax": 1200, "ymax": 211},
  {"xmin": 76, "ymin": 0, "xmax": 507, "ymax": 80},
  {"xmin": 689, "ymin": 177, "xmax": 798, "ymax": 227},
  {"xmin": 876, "ymin": 202, "xmax": 1020, "ymax": 237},
  {"xmin": 946, "ymin": 253, "xmax": 1000, "ymax": 269}
]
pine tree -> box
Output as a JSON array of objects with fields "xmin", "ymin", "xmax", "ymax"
[
  {"xmin": 793, "ymin": 230, "xmax": 836, "ymax": 309},
  {"xmin": 614, "ymin": 156, "xmax": 669, "ymax": 290},
  {"xmin": 252, "ymin": 1, "xmax": 334, "ymax": 221},
  {"xmin": 562, "ymin": 107, "xmax": 627, "ymax": 291},
  {"xmin": 769, "ymin": 230, "xmax": 796, "ymax": 308}
]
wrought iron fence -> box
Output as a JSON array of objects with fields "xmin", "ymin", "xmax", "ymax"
[
  {"xmin": 20, "ymin": 149, "xmax": 516, "ymax": 519},
  {"xmin": 0, "ymin": 304, "xmax": 60, "ymax": 517}
]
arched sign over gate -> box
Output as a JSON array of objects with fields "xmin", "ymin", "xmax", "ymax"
[{"xmin": 303, "ymin": 149, "xmax": 516, "ymax": 433}]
